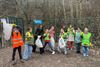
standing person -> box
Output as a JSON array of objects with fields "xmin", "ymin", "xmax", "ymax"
[
  {"xmin": 57, "ymin": 28, "xmax": 67, "ymax": 55},
  {"xmin": 33, "ymin": 25, "xmax": 44, "ymax": 54},
  {"xmin": 67, "ymin": 28, "xmax": 75, "ymax": 50},
  {"xmin": 11, "ymin": 26, "xmax": 24, "ymax": 65},
  {"xmin": 81, "ymin": 28, "xmax": 92, "ymax": 57},
  {"xmin": 23, "ymin": 27, "xmax": 34, "ymax": 60},
  {"xmin": 62, "ymin": 25, "xmax": 67, "ymax": 32},
  {"xmin": 43, "ymin": 29, "xmax": 55, "ymax": 54},
  {"xmin": 75, "ymin": 28, "xmax": 82, "ymax": 54},
  {"xmin": 49, "ymin": 26, "xmax": 55, "ymax": 52}
]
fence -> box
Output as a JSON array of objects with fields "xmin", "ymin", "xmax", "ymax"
[
  {"xmin": 0, "ymin": 16, "xmax": 25, "ymax": 48},
  {"xmin": 0, "ymin": 16, "xmax": 100, "ymax": 48}
]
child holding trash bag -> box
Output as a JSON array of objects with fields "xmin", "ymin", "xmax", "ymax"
[
  {"xmin": 57, "ymin": 28, "xmax": 67, "ymax": 55},
  {"xmin": 33, "ymin": 25, "xmax": 44, "ymax": 54},
  {"xmin": 11, "ymin": 26, "xmax": 24, "ymax": 65},
  {"xmin": 43, "ymin": 29, "xmax": 55, "ymax": 54},
  {"xmin": 23, "ymin": 27, "xmax": 34, "ymax": 60}
]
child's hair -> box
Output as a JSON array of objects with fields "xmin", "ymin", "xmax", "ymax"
[
  {"xmin": 11, "ymin": 26, "xmax": 18, "ymax": 36},
  {"xmin": 27, "ymin": 27, "xmax": 32, "ymax": 31}
]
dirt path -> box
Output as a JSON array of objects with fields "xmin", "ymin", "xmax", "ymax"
[{"xmin": 0, "ymin": 47, "xmax": 100, "ymax": 67}]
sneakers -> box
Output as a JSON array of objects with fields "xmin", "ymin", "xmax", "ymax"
[
  {"xmin": 70, "ymin": 48, "xmax": 73, "ymax": 50},
  {"xmin": 86, "ymin": 55, "xmax": 89, "ymax": 57},
  {"xmin": 64, "ymin": 51, "xmax": 67, "ymax": 55},
  {"xmin": 52, "ymin": 51, "xmax": 55, "ymax": 54},
  {"xmin": 20, "ymin": 59, "xmax": 24, "ymax": 63},
  {"xmin": 83, "ymin": 54, "xmax": 89, "ymax": 57},
  {"xmin": 83, "ymin": 54, "xmax": 86, "ymax": 57},
  {"xmin": 12, "ymin": 60, "xmax": 17, "ymax": 65}
]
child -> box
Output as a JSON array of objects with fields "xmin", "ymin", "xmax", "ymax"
[
  {"xmin": 81, "ymin": 28, "xmax": 91, "ymax": 57},
  {"xmin": 57, "ymin": 28, "xmax": 67, "ymax": 54},
  {"xmin": 49, "ymin": 26, "xmax": 55, "ymax": 51},
  {"xmin": 11, "ymin": 26, "xmax": 24, "ymax": 65},
  {"xmin": 75, "ymin": 28, "xmax": 82, "ymax": 53},
  {"xmin": 23, "ymin": 27, "xmax": 34, "ymax": 60},
  {"xmin": 67, "ymin": 29, "xmax": 75, "ymax": 50},
  {"xmin": 43, "ymin": 29, "xmax": 55, "ymax": 54}
]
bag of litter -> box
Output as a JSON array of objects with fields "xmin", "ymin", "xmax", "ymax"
[
  {"xmin": 35, "ymin": 36, "xmax": 43, "ymax": 48},
  {"xmin": 58, "ymin": 37, "xmax": 66, "ymax": 48}
]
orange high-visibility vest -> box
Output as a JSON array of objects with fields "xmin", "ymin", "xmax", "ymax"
[{"xmin": 12, "ymin": 32, "xmax": 24, "ymax": 48}]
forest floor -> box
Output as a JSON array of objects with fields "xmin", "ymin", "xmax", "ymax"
[{"xmin": 0, "ymin": 47, "xmax": 100, "ymax": 67}]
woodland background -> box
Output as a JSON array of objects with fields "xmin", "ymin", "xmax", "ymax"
[{"xmin": 0, "ymin": 0, "xmax": 100, "ymax": 46}]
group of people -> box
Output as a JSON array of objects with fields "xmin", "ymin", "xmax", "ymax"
[{"xmin": 11, "ymin": 24, "xmax": 92, "ymax": 65}]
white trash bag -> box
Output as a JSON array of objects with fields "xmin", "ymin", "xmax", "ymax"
[
  {"xmin": 3, "ymin": 23, "xmax": 13, "ymax": 40},
  {"xmin": 58, "ymin": 37, "xmax": 66, "ymax": 48},
  {"xmin": 35, "ymin": 36, "xmax": 43, "ymax": 48}
]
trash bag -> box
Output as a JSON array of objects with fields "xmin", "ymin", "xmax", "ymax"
[
  {"xmin": 3, "ymin": 23, "xmax": 13, "ymax": 40},
  {"xmin": 35, "ymin": 36, "xmax": 43, "ymax": 48},
  {"xmin": 58, "ymin": 37, "xmax": 66, "ymax": 48}
]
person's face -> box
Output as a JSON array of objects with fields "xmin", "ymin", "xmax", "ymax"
[
  {"xmin": 30, "ymin": 28, "xmax": 32, "ymax": 32},
  {"xmin": 70, "ymin": 25, "xmax": 72, "ymax": 28},
  {"xmin": 84, "ymin": 28, "xmax": 88, "ymax": 34},
  {"xmin": 63, "ymin": 26, "xmax": 65, "ymax": 28},
  {"xmin": 45, "ymin": 29, "xmax": 49, "ymax": 33},
  {"xmin": 61, "ymin": 29, "xmax": 64, "ymax": 33},
  {"xmin": 13, "ymin": 28, "xmax": 19, "ymax": 33},
  {"xmin": 40, "ymin": 25, "xmax": 43, "ymax": 28},
  {"xmin": 76, "ymin": 30, "xmax": 78, "ymax": 32},
  {"xmin": 51, "ymin": 26, "xmax": 54, "ymax": 30}
]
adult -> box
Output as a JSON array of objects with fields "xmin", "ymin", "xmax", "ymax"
[{"xmin": 33, "ymin": 25, "xmax": 44, "ymax": 54}]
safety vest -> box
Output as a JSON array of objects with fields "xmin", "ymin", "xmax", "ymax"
[
  {"xmin": 12, "ymin": 32, "xmax": 24, "ymax": 48},
  {"xmin": 81, "ymin": 32, "xmax": 91, "ymax": 46},
  {"xmin": 60, "ymin": 32, "xmax": 67, "ymax": 39},
  {"xmin": 25, "ymin": 32, "xmax": 33, "ymax": 41},
  {"xmin": 44, "ymin": 33, "xmax": 51, "ymax": 41},
  {"xmin": 25, "ymin": 32, "xmax": 34, "ymax": 44}
]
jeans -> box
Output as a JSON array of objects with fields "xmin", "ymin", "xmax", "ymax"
[
  {"xmin": 76, "ymin": 43, "xmax": 81, "ymax": 53},
  {"xmin": 43, "ymin": 42, "xmax": 55, "ymax": 51},
  {"xmin": 82, "ymin": 46, "xmax": 89, "ymax": 56},
  {"xmin": 23, "ymin": 44, "xmax": 33, "ymax": 60},
  {"xmin": 57, "ymin": 46, "xmax": 67, "ymax": 54},
  {"xmin": 51, "ymin": 37, "xmax": 55, "ymax": 48}
]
